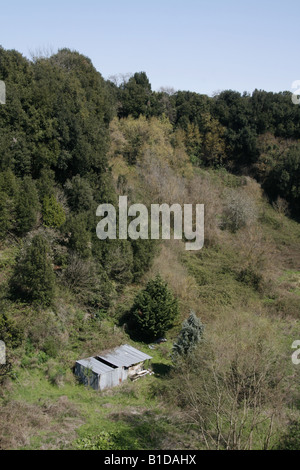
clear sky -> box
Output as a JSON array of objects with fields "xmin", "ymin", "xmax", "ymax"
[{"xmin": 1, "ymin": 0, "xmax": 299, "ymax": 96}]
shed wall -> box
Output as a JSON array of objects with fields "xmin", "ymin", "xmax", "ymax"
[
  {"xmin": 75, "ymin": 363, "xmax": 99, "ymax": 390},
  {"xmin": 99, "ymin": 367, "xmax": 124, "ymax": 390}
]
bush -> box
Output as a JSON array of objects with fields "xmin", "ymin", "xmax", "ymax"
[
  {"xmin": 43, "ymin": 337, "xmax": 59, "ymax": 358},
  {"xmin": 62, "ymin": 253, "xmax": 115, "ymax": 308},
  {"xmin": 74, "ymin": 431, "xmax": 138, "ymax": 450},
  {"xmin": 237, "ymin": 266, "xmax": 264, "ymax": 291},
  {"xmin": 221, "ymin": 190, "xmax": 257, "ymax": 233},
  {"xmin": 42, "ymin": 194, "xmax": 66, "ymax": 228},
  {"xmin": 276, "ymin": 421, "xmax": 300, "ymax": 450}
]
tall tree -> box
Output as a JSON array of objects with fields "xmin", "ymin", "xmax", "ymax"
[
  {"xmin": 16, "ymin": 176, "xmax": 40, "ymax": 235},
  {"xmin": 130, "ymin": 275, "xmax": 179, "ymax": 341},
  {"xmin": 11, "ymin": 235, "xmax": 55, "ymax": 306}
]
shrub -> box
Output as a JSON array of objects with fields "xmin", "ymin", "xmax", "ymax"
[
  {"xmin": 221, "ymin": 189, "xmax": 257, "ymax": 233},
  {"xmin": 42, "ymin": 194, "xmax": 66, "ymax": 228},
  {"xmin": 74, "ymin": 431, "xmax": 138, "ymax": 450},
  {"xmin": 237, "ymin": 266, "xmax": 264, "ymax": 291},
  {"xmin": 276, "ymin": 421, "xmax": 300, "ymax": 450},
  {"xmin": 62, "ymin": 253, "xmax": 115, "ymax": 308}
]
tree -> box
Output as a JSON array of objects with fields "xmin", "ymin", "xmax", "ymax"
[
  {"xmin": 64, "ymin": 175, "xmax": 94, "ymax": 213},
  {"xmin": 263, "ymin": 145, "xmax": 300, "ymax": 217},
  {"xmin": 16, "ymin": 176, "xmax": 40, "ymax": 235},
  {"xmin": 0, "ymin": 191, "xmax": 14, "ymax": 238},
  {"xmin": 65, "ymin": 213, "xmax": 92, "ymax": 259},
  {"xmin": 11, "ymin": 235, "xmax": 55, "ymax": 306},
  {"xmin": 130, "ymin": 275, "xmax": 179, "ymax": 341},
  {"xmin": 172, "ymin": 311, "xmax": 204, "ymax": 361},
  {"xmin": 118, "ymin": 72, "xmax": 152, "ymax": 118}
]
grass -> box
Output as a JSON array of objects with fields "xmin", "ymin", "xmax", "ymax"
[
  {"xmin": 278, "ymin": 270, "xmax": 300, "ymax": 296},
  {"xmin": 1, "ymin": 336, "xmax": 190, "ymax": 450}
]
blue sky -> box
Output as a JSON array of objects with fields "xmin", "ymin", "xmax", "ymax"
[{"xmin": 1, "ymin": 0, "xmax": 299, "ymax": 95}]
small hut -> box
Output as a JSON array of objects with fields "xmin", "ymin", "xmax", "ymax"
[{"xmin": 75, "ymin": 344, "xmax": 152, "ymax": 391}]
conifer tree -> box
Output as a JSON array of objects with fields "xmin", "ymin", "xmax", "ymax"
[
  {"xmin": 16, "ymin": 176, "xmax": 40, "ymax": 235},
  {"xmin": 131, "ymin": 275, "xmax": 179, "ymax": 341},
  {"xmin": 172, "ymin": 311, "xmax": 204, "ymax": 361},
  {"xmin": 12, "ymin": 235, "xmax": 55, "ymax": 306}
]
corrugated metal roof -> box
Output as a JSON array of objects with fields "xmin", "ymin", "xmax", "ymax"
[
  {"xmin": 77, "ymin": 357, "xmax": 115, "ymax": 375},
  {"xmin": 76, "ymin": 344, "xmax": 152, "ymax": 375},
  {"xmin": 97, "ymin": 344, "xmax": 152, "ymax": 368}
]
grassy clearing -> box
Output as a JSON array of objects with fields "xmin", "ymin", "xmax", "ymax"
[{"xmin": 1, "ymin": 338, "xmax": 194, "ymax": 450}]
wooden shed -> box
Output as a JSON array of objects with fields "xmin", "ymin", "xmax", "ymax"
[{"xmin": 75, "ymin": 344, "xmax": 152, "ymax": 391}]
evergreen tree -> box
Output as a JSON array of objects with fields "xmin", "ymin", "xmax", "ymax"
[
  {"xmin": 65, "ymin": 213, "xmax": 92, "ymax": 259},
  {"xmin": 118, "ymin": 72, "xmax": 152, "ymax": 118},
  {"xmin": 11, "ymin": 235, "xmax": 55, "ymax": 306},
  {"xmin": 130, "ymin": 275, "xmax": 179, "ymax": 341},
  {"xmin": 172, "ymin": 311, "xmax": 204, "ymax": 361},
  {"xmin": 16, "ymin": 176, "xmax": 40, "ymax": 235},
  {"xmin": 0, "ymin": 191, "xmax": 14, "ymax": 238}
]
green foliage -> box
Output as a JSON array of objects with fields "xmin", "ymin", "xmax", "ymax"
[
  {"xmin": 130, "ymin": 275, "xmax": 179, "ymax": 341},
  {"xmin": 0, "ymin": 307, "xmax": 24, "ymax": 349},
  {"xmin": 237, "ymin": 266, "xmax": 263, "ymax": 291},
  {"xmin": 42, "ymin": 337, "xmax": 59, "ymax": 359},
  {"xmin": 276, "ymin": 421, "xmax": 300, "ymax": 450},
  {"xmin": 15, "ymin": 176, "xmax": 40, "ymax": 235},
  {"xmin": 11, "ymin": 235, "xmax": 55, "ymax": 306},
  {"xmin": 1, "ymin": 46, "xmax": 300, "ymax": 452},
  {"xmin": 36, "ymin": 169, "xmax": 56, "ymax": 200},
  {"xmin": 0, "ymin": 191, "xmax": 14, "ymax": 238},
  {"xmin": 172, "ymin": 311, "xmax": 204, "ymax": 361},
  {"xmin": 74, "ymin": 431, "xmax": 138, "ymax": 450},
  {"xmin": 118, "ymin": 72, "xmax": 152, "ymax": 119},
  {"xmin": 131, "ymin": 238, "xmax": 157, "ymax": 282},
  {"xmin": 0, "ymin": 47, "xmax": 112, "ymax": 182},
  {"xmin": 103, "ymin": 239, "xmax": 134, "ymax": 285},
  {"xmin": 64, "ymin": 175, "xmax": 94, "ymax": 213},
  {"xmin": 263, "ymin": 145, "xmax": 300, "ymax": 216},
  {"xmin": 64, "ymin": 213, "xmax": 91, "ymax": 259},
  {"xmin": 62, "ymin": 253, "xmax": 115, "ymax": 308},
  {"xmin": 42, "ymin": 195, "xmax": 66, "ymax": 228}
]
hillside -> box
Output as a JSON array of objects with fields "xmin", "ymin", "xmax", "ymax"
[{"xmin": 0, "ymin": 47, "xmax": 300, "ymax": 450}]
